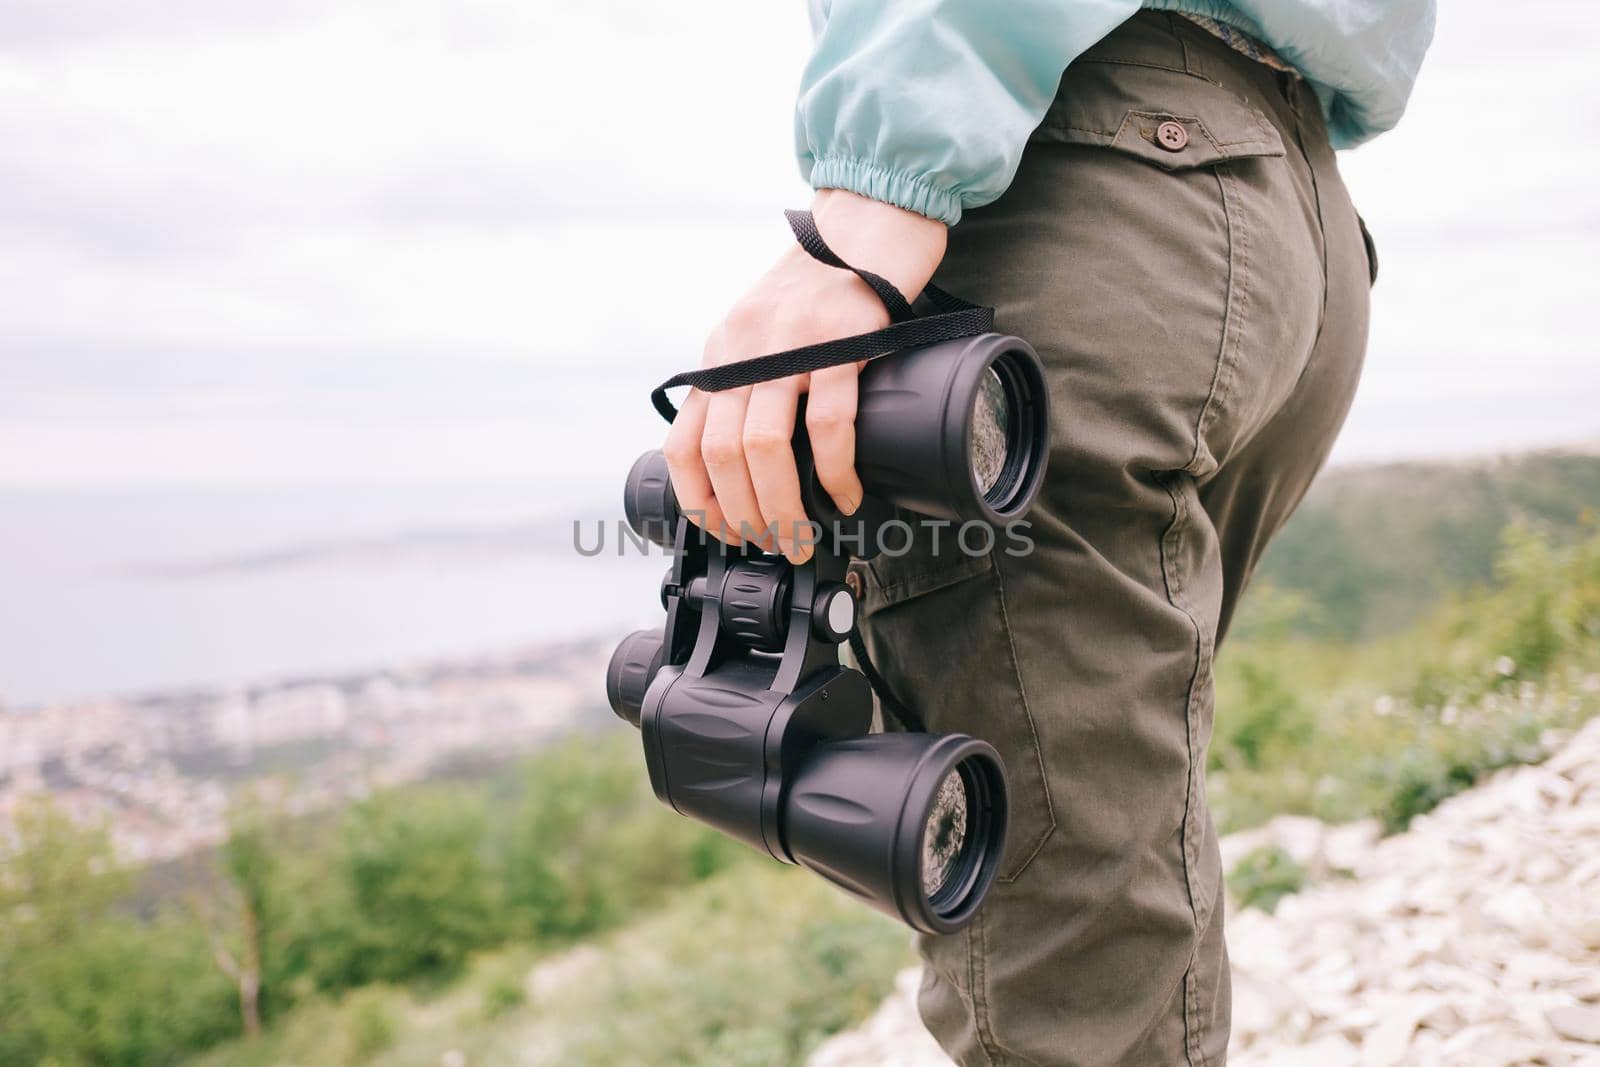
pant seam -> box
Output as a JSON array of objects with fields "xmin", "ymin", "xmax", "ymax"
[
  {"xmin": 1171, "ymin": 159, "xmax": 1241, "ymax": 1067},
  {"xmin": 1164, "ymin": 474, "xmax": 1215, "ymax": 1067}
]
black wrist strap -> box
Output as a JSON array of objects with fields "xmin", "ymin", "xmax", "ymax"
[{"xmin": 648, "ymin": 209, "xmax": 994, "ymax": 422}]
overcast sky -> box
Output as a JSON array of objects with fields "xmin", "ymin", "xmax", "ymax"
[{"xmin": 0, "ymin": 0, "xmax": 1595, "ymax": 491}]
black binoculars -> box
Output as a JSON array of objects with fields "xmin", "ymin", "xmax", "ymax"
[{"xmin": 606, "ymin": 333, "xmax": 1050, "ymax": 933}]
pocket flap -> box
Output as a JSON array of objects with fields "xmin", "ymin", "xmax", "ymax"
[
  {"xmin": 1032, "ymin": 62, "xmax": 1285, "ymax": 170},
  {"xmin": 858, "ymin": 552, "xmax": 994, "ymax": 617}
]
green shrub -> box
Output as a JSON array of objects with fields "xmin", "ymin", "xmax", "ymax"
[
  {"xmin": 0, "ymin": 804, "xmax": 238, "ymax": 1067},
  {"xmin": 479, "ymin": 972, "xmax": 526, "ymax": 1020},
  {"xmin": 1227, "ymin": 846, "xmax": 1306, "ymax": 913},
  {"xmin": 1213, "ymin": 523, "xmax": 1600, "ymax": 835},
  {"xmin": 329, "ymin": 789, "xmax": 504, "ymax": 985},
  {"xmin": 342, "ymin": 987, "xmax": 397, "ymax": 1061},
  {"xmin": 502, "ymin": 732, "xmax": 745, "ymax": 944},
  {"xmin": 1210, "ymin": 658, "xmax": 1312, "ymax": 772},
  {"xmin": 543, "ymin": 864, "xmax": 910, "ymax": 1067}
]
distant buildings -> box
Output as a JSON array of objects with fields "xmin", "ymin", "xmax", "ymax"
[{"xmin": 0, "ymin": 640, "xmax": 608, "ymax": 864}]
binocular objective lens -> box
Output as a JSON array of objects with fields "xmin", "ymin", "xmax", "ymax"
[
  {"xmin": 969, "ymin": 367, "xmax": 1012, "ymax": 497},
  {"xmin": 922, "ymin": 767, "xmax": 972, "ymax": 899}
]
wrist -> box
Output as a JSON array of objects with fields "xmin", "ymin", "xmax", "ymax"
[{"xmin": 808, "ymin": 189, "xmax": 947, "ymax": 300}]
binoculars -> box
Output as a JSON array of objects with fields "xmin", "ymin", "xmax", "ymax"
[{"xmin": 606, "ymin": 333, "xmax": 1049, "ymax": 933}]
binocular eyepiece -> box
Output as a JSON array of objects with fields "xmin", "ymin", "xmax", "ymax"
[
  {"xmin": 605, "ymin": 333, "xmax": 1050, "ymax": 934},
  {"xmin": 623, "ymin": 333, "xmax": 1051, "ymax": 553}
]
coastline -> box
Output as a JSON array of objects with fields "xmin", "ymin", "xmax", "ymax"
[{"xmin": 0, "ymin": 636, "xmax": 615, "ymax": 865}]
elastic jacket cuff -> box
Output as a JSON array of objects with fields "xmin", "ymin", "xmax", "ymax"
[{"xmin": 807, "ymin": 156, "xmax": 963, "ymax": 226}]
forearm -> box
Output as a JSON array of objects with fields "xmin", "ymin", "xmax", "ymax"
[{"xmin": 808, "ymin": 189, "xmax": 947, "ymax": 302}]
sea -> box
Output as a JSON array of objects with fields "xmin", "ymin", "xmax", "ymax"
[{"xmin": 0, "ymin": 481, "xmax": 671, "ymax": 706}]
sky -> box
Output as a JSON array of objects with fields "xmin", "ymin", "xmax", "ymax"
[{"xmin": 0, "ymin": 0, "xmax": 1596, "ymax": 493}]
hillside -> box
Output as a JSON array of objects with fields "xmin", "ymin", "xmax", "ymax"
[
  {"xmin": 1243, "ymin": 448, "xmax": 1600, "ymax": 640},
  {"xmin": 2, "ymin": 448, "xmax": 1598, "ymax": 1067},
  {"xmin": 810, "ymin": 717, "xmax": 1600, "ymax": 1067}
]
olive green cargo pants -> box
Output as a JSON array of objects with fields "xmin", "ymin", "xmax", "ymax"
[{"xmin": 853, "ymin": 14, "xmax": 1373, "ymax": 1066}]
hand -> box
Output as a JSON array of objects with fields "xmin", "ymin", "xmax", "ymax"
[{"xmin": 663, "ymin": 190, "xmax": 946, "ymax": 563}]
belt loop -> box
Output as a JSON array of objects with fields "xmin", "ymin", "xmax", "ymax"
[{"xmin": 1162, "ymin": 12, "xmax": 1198, "ymax": 75}]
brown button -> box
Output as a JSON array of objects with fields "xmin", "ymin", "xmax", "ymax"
[
  {"xmin": 1155, "ymin": 120, "xmax": 1189, "ymax": 152},
  {"xmin": 844, "ymin": 569, "xmax": 863, "ymax": 596}
]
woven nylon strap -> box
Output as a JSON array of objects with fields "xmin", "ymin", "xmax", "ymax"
[{"xmin": 649, "ymin": 210, "xmax": 994, "ymax": 422}]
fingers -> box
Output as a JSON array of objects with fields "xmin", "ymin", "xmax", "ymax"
[
  {"xmin": 806, "ymin": 363, "xmax": 865, "ymax": 515},
  {"xmin": 743, "ymin": 378, "xmax": 814, "ymax": 564},
  {"xmin": 701, "ymin": 386, "xmax": 773, "ymax": 551},
  {"xmin": 665, "ymin": 366, "xmax": 859, "ymax": 562},
  {"xmin": 662, "ymin": 388, "xmax": 732, "ymax": 542}
]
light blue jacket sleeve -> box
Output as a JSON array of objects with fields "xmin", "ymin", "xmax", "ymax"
[
  {"xmin": 795, "ymin": 0, "xmax": 1435, "ymax": 225},
  {"xmin": 796, "ymin": 0, "xmax": 1142, "ymax": 225}
]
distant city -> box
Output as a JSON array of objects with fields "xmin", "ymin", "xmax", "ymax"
[{"xmin": 0, "ymin": 639, "xmax": 611, "ymax": 864}]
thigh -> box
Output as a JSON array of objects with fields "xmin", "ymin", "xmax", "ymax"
[{"xmin": 856, "ymin": 23, "xmax": 1336, "ymax": 1066}]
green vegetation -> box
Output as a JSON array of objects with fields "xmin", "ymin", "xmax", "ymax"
[
  {"xmin": 1211, "ymin": 518, "xmax": 1600, "ymax": 834},
  {"xmin": 177, "ymin": 864, "xmax": 907, "ymax": 1067},
  {"xmin": 2, "ymin": 449, "xmax": 1597, "ymax": 1064},
  {"xmin": 1242, "ymin": 450, "xmax": 1600, "ymax": 640},
  {"xmin": 0, "ymin": 805, "xmax": 236, "ymax": 1067},
  {"xmin": 541, "ymin": 867, "xmax": 906, "ymax": 1067},
  {"xmin": 1225, "ymin": 846, "xmax": 1306, "ymax": 914},
  {"xmin": 0, "ymin": 734, "xmax": 749, "ymax": 1067}
]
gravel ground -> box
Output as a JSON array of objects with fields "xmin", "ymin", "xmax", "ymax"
[{"xmin": 808, "ymin": 717, "xmax": 1600, "ymax": 1067}]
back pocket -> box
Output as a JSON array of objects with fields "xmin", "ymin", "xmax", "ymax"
[{"xmin": 1030, "ymin": 58, "xmax": 1286, "ymax": 171}]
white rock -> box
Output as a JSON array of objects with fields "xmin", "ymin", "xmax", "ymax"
[
  {"xmin": 1324, "ymin": 819, "xmax": 1383, "ymax": 873},
  {"xmin": 1550, "ymin": 1005, "xmax": 1600, "ymax": 1045},
  {"xmin": 1480, "ymin": 884, "xmax": 1552, "ymax": 942},
  {"xmin": 1221, "ymin": 825, "xmax": 1277, "ymax": 873},
  {"xmin": 1296, "ymin": 1034, "xmax": 1362, "ymax": 1067},
  {"xmin": 1570, "ymin": 974, "xmax": 1600, "ymax": 1004},
  {"xmin": 1360, "ymin": 995, "xmax": 1440, "ymax": 1067},
  {"xmin": 1268, "ymin": 814, "xmax": 1329, "ymax": 869}
]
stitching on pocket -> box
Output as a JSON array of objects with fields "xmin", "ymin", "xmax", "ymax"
[
  {"xmin": 1080, "ymin": 56, "xmax": 1209, "ymax": 82},
  {"xmin": 1133, "ymin": 113, "xmax": 1277, "ymax": 163},
  {"xmin": 991, "ymin": 556, "xmax": 1057, "ymax": 883},
  {"xmin": 869, "ymin": 552, "xmax": 993, "ymax": 606},
  {"xmin": 970, "ymin": 912, "xmax": 1002, "ymax": 1065},
  {"xmin": 1032, "ymin": 120, "xmax": 1120, "ymax": 137},
  {"xmin": 858, "ymin": 553, "xmax": 1054, "ymax": 884},
  {"xmin": 1036, "ymin": 116, "xmax": 1275, "ymax": 152}
]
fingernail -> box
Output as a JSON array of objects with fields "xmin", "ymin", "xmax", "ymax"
[{"xmin": 837, "ymin": 495, "xmax": 860, "ymax": 516}]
